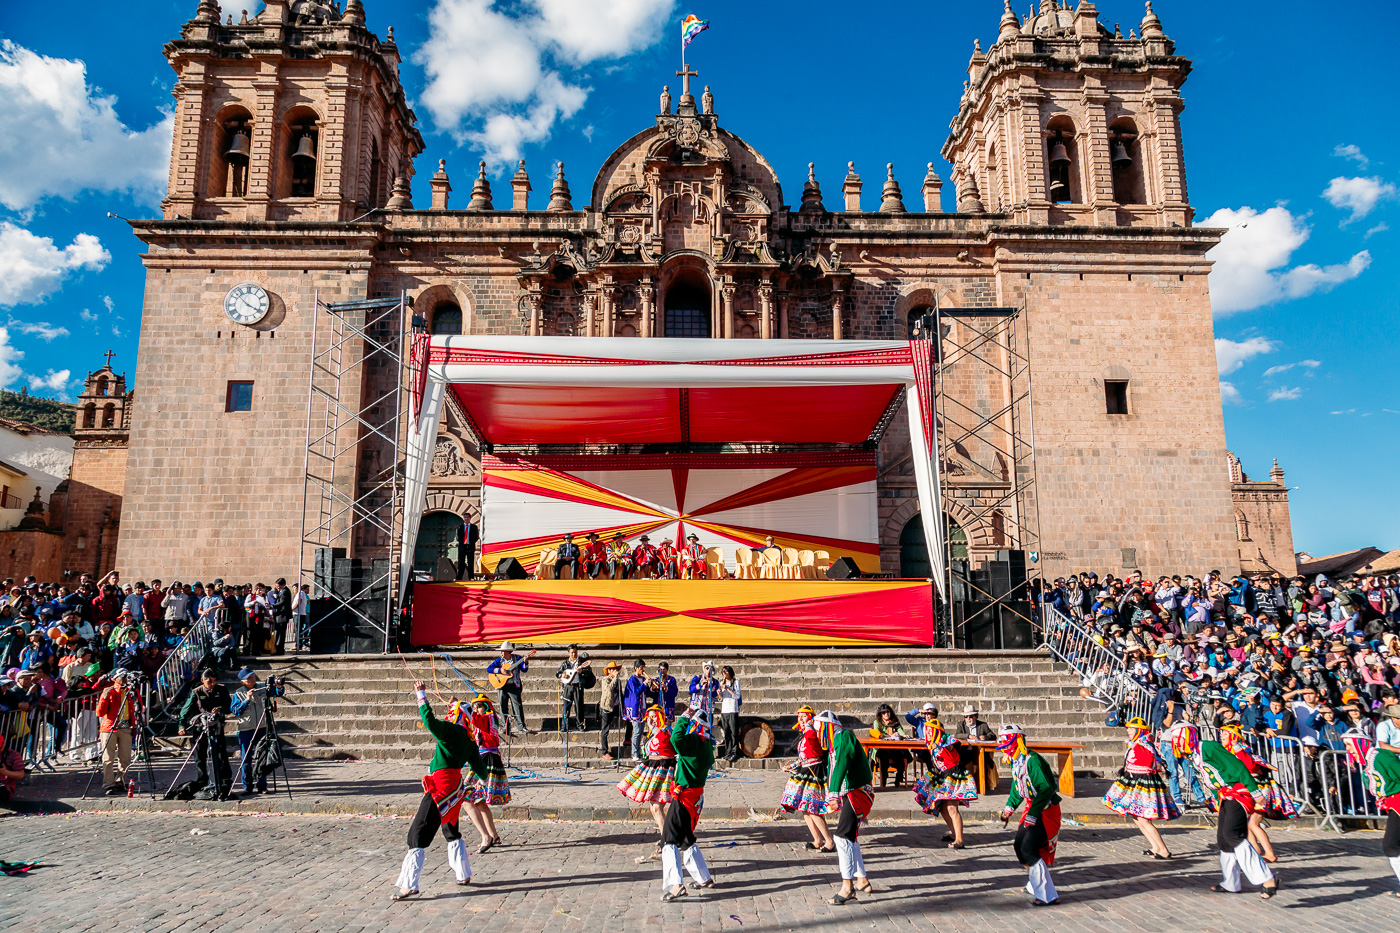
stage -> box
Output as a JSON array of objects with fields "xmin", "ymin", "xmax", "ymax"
[
  {"xmin": 400, "ymin": 336, "xmax": 945, "ymax": 648},
  {"xmin": 410, "ymin": 578, "xmax": 936, "ymax": 647}
]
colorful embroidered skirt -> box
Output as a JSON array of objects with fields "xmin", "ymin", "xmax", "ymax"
[
  {"xmin": 618, "ymin": 756, "xmax": 676, "ymax": 804},
  {"xmin": 467, "ymin": 752, "xmax": 511, "ymax": 806},
  {"xmin": 780, "ymin": 764, "xmax": 829, "ymax": 815},
  {"xmin": 1255, "ymin": 775, "xmax": 1298, "ymax": 820},
  {"xmin": 912, "ymin": 769, "xmax": 978, "ymax": 812},
  {"xmin": 1103, "ymin": 770, "xmax": 1179, "ymax": 820}
]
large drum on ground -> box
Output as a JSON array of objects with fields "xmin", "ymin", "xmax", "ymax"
[{"xmin": 739, "ymin": 721, "xmax": 775, "ymax": 760}]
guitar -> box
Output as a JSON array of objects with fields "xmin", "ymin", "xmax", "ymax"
[
  {"xmin": 487, "ymin": 649, "xmax": 538, "ymax": 689},
  {"xmin": 558, "ymin": 658, "xmax": 592, "ymax": 686}
]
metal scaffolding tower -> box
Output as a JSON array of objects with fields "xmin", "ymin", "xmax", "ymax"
[
  {"xmin": 933, "ymin": 305, "xmax": 1042, "ymax": 648},
  {"xmin": 298, "ymin": 292, "xmax": 409, "ymax": 653}
]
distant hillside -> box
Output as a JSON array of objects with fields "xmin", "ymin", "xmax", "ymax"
[{"xmin": 0, "ymin": 389, "xmax": 77, "ymax": 434}]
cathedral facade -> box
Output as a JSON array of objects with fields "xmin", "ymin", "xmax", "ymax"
[{"xmin": 117, "ymin": 0, "xmax": 1266, "ymax": 584}]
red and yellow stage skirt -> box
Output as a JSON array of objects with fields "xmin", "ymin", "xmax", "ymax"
[{"xmin": 410, "ymin": 578, "xmax": 934, "ymax": 647}]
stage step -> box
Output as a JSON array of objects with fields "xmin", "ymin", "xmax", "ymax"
[{"xmin": 238, "ymin": 649, "xmax": 1128, "ymax": 775}]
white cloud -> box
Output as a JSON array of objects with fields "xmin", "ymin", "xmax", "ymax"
[
  {"xmin": 1331, "ymin": 409, "xmax": 1356, "ymax": 415},
  {"xmin": 1268, "ymin": 386, "xmax": 1303, "ymax": 402},
  {"xmin": 27, "ymin": 368, "xmax": 69, "ymax": 392},
  {"xmin": 101, "ymin": 295, "xmax": 114, "ymax": 313},
  {"xmin": 0, "ymin": 40, "xmax": 172, "ymax": 211},
  {"xmin": 1219, "ymin": 381, "xmax": 1242, "ymax": 406},
  {"xmin": 80, "ymin": 309, "xmax": 97, "ymax": 322},
  {"xmin": 1215, "ymin": 336, "xmax": 1275, "ymax": 376},
  {"xmin": 0, "ymin": 328, "xmax": 24, "ymax": 387},
  {"xmin": 415, "ymin": 0, "xmax": 675, "ymax": 165},
  {"xmin": 1202, "ymin": 206, "xmax": 1370, "ymax": 314},
  {"xmin": 1261, "ymin": 359, "xmax": 1321, "ymax": 378},
  {"xmin": 6, "ymin": 319, "xmax": 70, "ymax": 341},
  {"xmin": 1365, "ymin": 222, "xmax": 1389, "ymax": 239},
  {"xmin": 1323, "ymin": 176, "xmax": 1397, "ymax": 223},
  {"xmin": 0, "ymin": 221, "xmax": 110, "ymax": 308},
  {"xmin": 1333, "ymin": 144, "xmax": 1369, "ymax": 168}
]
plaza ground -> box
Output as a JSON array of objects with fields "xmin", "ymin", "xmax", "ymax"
[{"xmin": 1, "ymin": 808, "xmax": 1395, "ymax": 932}]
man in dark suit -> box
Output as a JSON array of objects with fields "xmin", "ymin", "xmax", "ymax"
[
  {"xmin": 459, "ymin": 522, "xmax": 480, "ymax": 580},
  {"xmin": 270, "ymin": 578, "xmax": 293, "ymax": 655},
  {"xmin": 556, "ymin": 533, "xmax": 582, "ymax": 580}
]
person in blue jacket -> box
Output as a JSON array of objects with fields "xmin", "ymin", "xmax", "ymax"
[{"xmin": 623, "ymin": 659, "xmax": 652, "ymax": 760}]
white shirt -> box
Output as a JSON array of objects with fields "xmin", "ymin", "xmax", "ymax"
[
  {"xmin": 1291, "ymin": 700, "xmax": 1322, "ymax": 746},
  {"xmin": 1377, "ymin": 716, "xmax": 1400, "ymax": 750}
]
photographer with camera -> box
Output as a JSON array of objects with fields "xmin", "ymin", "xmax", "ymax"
[
  {"xmin": 179, "ymin": 668, "xmax": 233, "ymax": 798},
  {"xmin": 231, "ymin": 668, "xmax": 277, "ymax": 795},
  {"xmin": 95, "ymin": 669, "xmax": 139, "ymax": 795}
]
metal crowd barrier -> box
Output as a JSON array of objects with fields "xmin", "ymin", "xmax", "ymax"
[
  {"xmin": 1040, "ymin": 605, "xmax": 1154, "ymax": 722},
  {"xmin": 0, "ymin": 692, "xmax": 102, "ymax": 771},
  {"xmin": 149, "ymin": 613, "xmax": 220, "ymax": 713},
  {"xmin": 1317, "ymin": 748, "xmax": 1383, "ymax": 832}
]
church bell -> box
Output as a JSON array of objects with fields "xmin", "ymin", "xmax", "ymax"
[
  {"xmin": 1111, "ymin": 137, "xmax": 1133, "ymax": 167},
  {"xmin": 1048, "ymin": 137, "xmax": 1070, "ymax": 170},
  {"xmin": 224, "ymin": 130, "xmax": 250, "ymax": 165},
  {"xmin": 292, "ymin": 133, "xmax": 317, "ymax": 163}
]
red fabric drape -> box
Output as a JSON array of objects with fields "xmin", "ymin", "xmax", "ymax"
[
  {"xmin": 685, "ymin": 586, "xmax": 932, "ymax": 644},
  {"xmin": 412, "ymin": 585, "xmax": 670, "ymax": 646}
]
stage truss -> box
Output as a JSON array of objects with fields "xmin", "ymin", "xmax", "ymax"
[
  {"xmin": 934, "ymin": 305, "xmax": 1042, "ymax": 647},
  {"xmin": 297, "ymin": 292, "xmax": 410, "ymax": 652}
]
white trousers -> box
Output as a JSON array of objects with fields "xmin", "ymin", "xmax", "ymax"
[
  {"xmin": 1218, "ymin": 839, "xmax": 1274, "ymax": 891},
  {"xmin": 396, "ymin": 841, "xmax": 472, "ymax": 891},
  {"xmin": 1389, "ymin": 854, "xmax": 1400, "ymax": 887},
  {"xmin": 834, "ymin": 835, "xmax": 866, "ymax": 880},
  {"xmin": 661, "ymin": 843, "xmax": 710, "ymax": 890},
  {"xmin": 1025, "ymin": 859, "xmax": 1057, "ymax": 903}
]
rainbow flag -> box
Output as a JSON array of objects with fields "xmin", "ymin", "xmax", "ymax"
[{"xmin": 681, "ymin": 14, "xmax": 709, "ymax": 49}]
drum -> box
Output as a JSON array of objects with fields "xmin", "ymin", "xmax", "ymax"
[{"xmin": 740, "ymin": 720, "xmax": 775, "ymax": 760}]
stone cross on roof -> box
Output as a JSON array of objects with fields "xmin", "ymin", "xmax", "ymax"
[{"xmin": 103, "ymin": 350, "xmax": 116, "ymax": 368}]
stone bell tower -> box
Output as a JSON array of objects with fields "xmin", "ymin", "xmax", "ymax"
[
  {"xmin": 162, "ymin": 0, "xmax": 422, "ymax": 221},
  {"xmin": 943, "ymin": 1, "xmax": 1192, "ymax": 227}
]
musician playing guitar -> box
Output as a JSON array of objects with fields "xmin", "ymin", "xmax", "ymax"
[
  {"xmin": 486, "ymin": 641, "xmax": 537, "ymax": 735},
  {"xmin": 555, "ymin": 645, "xmax": 594, "ymax": 733}
]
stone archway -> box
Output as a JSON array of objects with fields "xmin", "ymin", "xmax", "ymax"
[{"xmin": 881, "ymin": 496, "xmax": 991, "ymax": 575}]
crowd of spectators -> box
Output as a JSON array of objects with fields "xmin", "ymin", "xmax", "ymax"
[
  {"xmin": 1040, "ymin": 567, "xmax": 1400, "ymax": 810},
  {"xmin": 0, "ymin": 571, "xmax": 309, "ymax": 785}
]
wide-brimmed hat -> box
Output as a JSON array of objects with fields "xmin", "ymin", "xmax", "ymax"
[{"xmin": 499, "ymin": 641, "xmax": 514, "ymax": 651}]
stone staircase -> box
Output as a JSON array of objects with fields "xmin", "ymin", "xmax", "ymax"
[{"xmin": 244, "ymin": 648, "xmax": 1126, "ymax": 776}]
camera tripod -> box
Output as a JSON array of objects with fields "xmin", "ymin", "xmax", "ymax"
[
  {"xmin": 80, "ymin": 685, "xmax": 161, "ymax": 800},
  {"xmin": 163, "ymin": 711, "xmax": 235, "ymax": 800},
  {"xmin": 231, "ymin": 694, "xmax": 294, "ymax": 801}
]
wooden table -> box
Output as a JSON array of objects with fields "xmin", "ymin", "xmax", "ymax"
[
  {"xmin": 856, "ymin": 736, "xmax": 1084, "ymax": 797},
  {"xmin": 965, "ymin": 741, "xmax": 1085, "ymax": 798}
]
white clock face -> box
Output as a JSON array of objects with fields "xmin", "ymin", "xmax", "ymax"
[{"xmin": 224, "ymin": 283, "xmax": 270, "ymax": 325}]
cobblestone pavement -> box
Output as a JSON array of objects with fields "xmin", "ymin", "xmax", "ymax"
[{"xmin": 1, "ymin": 810, "xmax": 1395, "ymax": 932}]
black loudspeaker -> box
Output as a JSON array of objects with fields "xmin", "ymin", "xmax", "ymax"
[
  {"xmin": 825, "ymin": 557, "xmax": 862, "ymax": 580},
  {"xmin": 313, "ymin": 547, "xmax": 346, "ymax": 598},
  {"xmin": 999, "ymin": 602, "xmax": 1034, "ymax": 649},
  {"xmin": 494, "ymin": 557, "xmax": 529, "ymax": 580},
  {"xmin": 962, "ymin": 608, "xmax": 999, "ymax": 649}
]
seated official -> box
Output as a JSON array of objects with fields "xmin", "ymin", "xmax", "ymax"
[
  {"xmin": 868, "ymin": 703, "xmax": 911, "ymax": 787},
  {"xmin": 631, "ymin": 535, "xmax": 660, "ymax": 579},
  {"xmin": 556, "ymin": 533, "xmax": 582, "ymax": 579},
  {"xmin": 656, "ymin": 538, "xmax": 680, "ymax": 579},
  {"xmin": 607, "ymin": 534, "xmax": 634, "ymax": 580},
  {"xmin": 681, "ymin": 534, "xmax": 707, "ymax": 580},
  {"xmin": 752, "ymin": 535, "xmax": 783, "ymax": 562},
  {"xmin": 581, "ymin": 533, "xmax": 608, "ymax": 579}
]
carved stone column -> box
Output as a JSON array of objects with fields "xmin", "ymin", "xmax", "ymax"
[
  {"xmin": 721, "ymin": 282, "xmax": 736, "ymax": 339},
  {"xmin": 758, "ymin": 280, "xmax": 774, "ymax": 339},
  {"xmin": 832, "ymin": 290, "xmax": 845, "ymax": 340},
  {"xmin": 601, "ymin": 285, "xmax": 615, "ymax": 337},
  {"xmin": 582, "ymin": 293, "xmax": 596, "ymax": 338},
  {"xmin": 639, "ymin": 280, "xmax": 656, "ymax": 338}
]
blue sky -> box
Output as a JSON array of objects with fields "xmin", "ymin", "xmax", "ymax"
[{"xmin": 0, "ymin": 1, "xmax": 1395, "ymax": 557}]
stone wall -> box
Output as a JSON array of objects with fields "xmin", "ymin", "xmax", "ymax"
[
  {"xmin": 115, "ymin": 246, "xmax": 371, "ymax": 582},
  {"xmin": 60, "ymin": 442, "xmax": 127, "ymax": 578}
]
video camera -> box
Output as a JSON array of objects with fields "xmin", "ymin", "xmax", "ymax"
[{"xmin": 264, "ymin": 674, "xmax": 287, "ymax": 699}]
